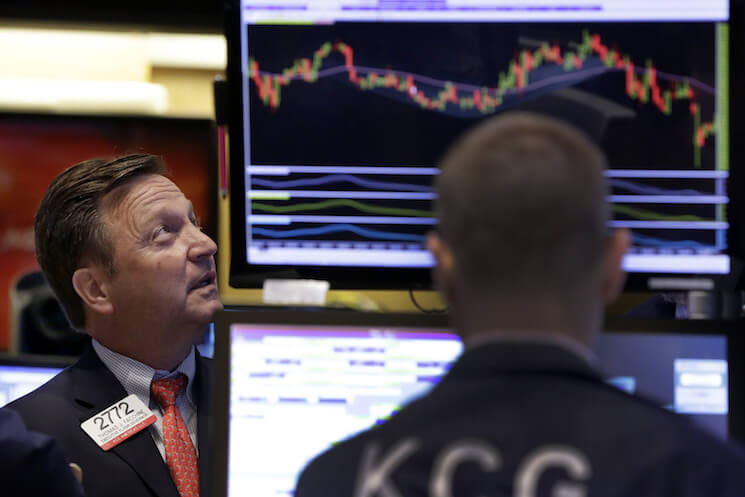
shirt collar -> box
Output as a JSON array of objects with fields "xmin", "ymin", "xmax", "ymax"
[{"xmin": 91, "ymin": 339, "xmax": 197, "ymax": 409}]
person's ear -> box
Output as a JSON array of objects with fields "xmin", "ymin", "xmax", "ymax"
[
  {"xmin": 427, "ymin": 232, "xmax": 458, "ymax": 304},
  {"xmin": 71, "ymin": 266, "xmax": 114, "ymax": 315},
  {"xmin": 601, "ymin": 228, "xmax": 631, "ymax": 303}
]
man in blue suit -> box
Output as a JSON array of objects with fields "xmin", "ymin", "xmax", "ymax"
[
  {"xmin": 0, "ymin": 407, "xmax": 84, "ymax": 496},
  {"xmin": 9, "ymin": 154, "xmax": 222, "ymax": 497},
  {"xmin": 295, "ymin": 113, "xmax": 745, "ymax": 497}
]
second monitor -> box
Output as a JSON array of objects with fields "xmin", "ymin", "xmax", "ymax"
[{"xmin": 211, "ymin": 310, "xmax": 740, "ymax": 497}]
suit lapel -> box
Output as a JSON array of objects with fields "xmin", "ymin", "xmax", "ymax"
[
  {"xmin": 110, "ymin": 429, "xmax": 180, "ymax": 497},
  {"xmin": 71, "ymin": 344, "xmax": 180, "ymax": 497},
  {"xmin": 195, "ymin": 352, "xmax": 213, "ymax": 497}
]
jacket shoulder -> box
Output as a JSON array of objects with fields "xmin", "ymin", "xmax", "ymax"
[{"xmin": 6, "ymin": 363, "xmax": 79, "ymax": 430}]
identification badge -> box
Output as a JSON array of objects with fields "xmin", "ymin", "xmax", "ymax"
[{"xmin": 81, "ymin": 394, "xmax": 157, "ymax": 451}]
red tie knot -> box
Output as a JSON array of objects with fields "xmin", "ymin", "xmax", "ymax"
[{"xmin": 151, "ymin": 374, "xmax": 186, "ymax": 408}]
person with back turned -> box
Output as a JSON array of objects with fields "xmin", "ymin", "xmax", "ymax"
[
  {"xmin": 294, "ymin": 112, "xmax": 745, "ymax": 497},
  {"xmin": 0, "ymin": 406, "xmax": 86, "ymax": 496},
  {"xmin": 8, "ymin": 154, "xmax": 222, "ymax": 497}
]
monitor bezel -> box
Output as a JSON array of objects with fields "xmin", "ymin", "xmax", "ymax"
[
  {"xmin": 0, "ymin": 2, "xmax": 224, "ymax": 32},
  {"xmin": 0, "ymin": 354, "xmax": 76, "ymax": 369}
]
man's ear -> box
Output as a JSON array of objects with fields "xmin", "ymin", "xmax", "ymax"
[
  {"xmin": 426, "ymin": 232, "xmax": 457, "ymax": 304},
  {"xmin": 71, "ymin": 266, "xmax": 114, "ymax": 315},
  {"xmin": 601, "ymin": 228, "xmax": 631, "ymax": 303}
]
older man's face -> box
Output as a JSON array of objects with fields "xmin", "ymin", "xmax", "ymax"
[{"xmin": 100, "ymin": 174, "xmax": 222, "ymax": 346}]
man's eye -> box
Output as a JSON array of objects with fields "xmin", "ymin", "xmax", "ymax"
[{"xmin": 155, "ymin": 225, "xmax": 172, "ymax": 237}]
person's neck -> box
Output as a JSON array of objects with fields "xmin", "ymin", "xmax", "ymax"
[
  {"xmin": 454, "ymin": 299, "xmax": 600, "ymax": 348},
  {"xmin": 102, "ymin": 340, "xmax": 191, "ymax": 371},
  {"xmin": 87, "ymin": 324, "xmax": 194, "ymax": 371}
]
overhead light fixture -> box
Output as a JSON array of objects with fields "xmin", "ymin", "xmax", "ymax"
[
  {"xmin": 0, "ymin": 78, "xmax": 169, "ymax": 115},
  {"xmin": 146, "ymin": 33, "xmax": 226, "ymax": 70}
]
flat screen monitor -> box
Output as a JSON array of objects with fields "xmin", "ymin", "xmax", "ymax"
[
  {"xmin": 225, "ymin": 0, "xmax": 737, "ymax": 290},
  {"xmin": 0, "ymin": 355, "xmax": 73, "ymax": 407},
  {"xmin": 210, "ymin": 310, "xmax": 743, "ymax": 497},
  {"xmin": 211, "ymin": 310, "xmax": 460, "ymax": 497},
  {"xmin": 601, "ymin": 319, "xmax": 742, "ymax": 441}
]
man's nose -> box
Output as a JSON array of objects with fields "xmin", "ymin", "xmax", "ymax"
[{"xmin": 188, "ymin": 225, "xmax": 217, "ymax": 260}]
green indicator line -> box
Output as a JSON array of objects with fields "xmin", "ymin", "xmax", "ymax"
[
  {"xmin": 249, "ymin": 191, "xmax": 290, "ymax": 200},
  {"xmin": 717, "ymin": 23, "xmax": 729, "ymax": 173},
  {"xmin": 613, "ymin": 204, "xmax": 710, "ymax": 222},
  {"xmin": 254, "ymin": 19, "xmax": 315, "ymax": 25},
  {"xmin": 252, "ymin": 199, "xmax": 434, "ymax": 217}
]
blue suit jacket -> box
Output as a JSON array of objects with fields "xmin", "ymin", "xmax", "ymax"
[
  {"xmin": 296, "ymin": 342, "xmax": 745, "ymax": 497},
  {"xmin": 0, "ymin": 407, "xmax": 85, "ymax": 496},
  {"xmin": 7, "ymin": 342, "xmax": 213, "ymax": 497}
]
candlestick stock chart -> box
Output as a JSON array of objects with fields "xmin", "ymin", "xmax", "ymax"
[{"xmin": 243, "ymin": 22, "xmax": 727, "ymax": 270}]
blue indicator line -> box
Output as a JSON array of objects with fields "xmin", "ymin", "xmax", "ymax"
[
  {"xmin": 609, "ymin": 220, "xmax": 728, "ymax": 230},
  {"xmin": 605, "ymin": 170, "xmax": 728, "ymax": 179},
  {"xmin": 249, "ymin": 167, "xmax": 727, "ymax": 179},
  {"xmin": 249, "ymin": 190, "xmax": 436, "ymax": 200},
  {"xmin": 253, "ymin": 174, "xmax": 434, "ymax": 192},
  {"xmin": 251, "ymin": 215, "xmax": 437, "ymax": 225},
  {"xmin": 632, "ymin": 233, "xmax": 723, "ymax": 250},
  {"xmin": 609, "ymin": 179, "xmax": 704, "ymax": 196},
  {"xmin": 252, "ymin": 224, "xmax": 427, "ymax": 242},
  {"xmin": 249, "ymin": 167, "xmax": 727, "ymax": 178},
  {"xmin": 249, "ymin": 165, "xmax": 440, "ymax": 175},
  {"xmin": 610, "ymin": 195, "xmax": 727, "ymax": 204}
]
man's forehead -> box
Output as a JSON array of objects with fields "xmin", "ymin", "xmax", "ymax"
[{"xmin": 102, "ymin": 174, "xmax": 193, "ymax": 217}]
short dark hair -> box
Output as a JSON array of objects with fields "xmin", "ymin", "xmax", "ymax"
[
  {"xmin": 34, "ymin": 154, "xmax": 166, "ymax": 330},
  {"xmin": 435, "ymin": 112, "xmax": 609, "ymax": 302}
]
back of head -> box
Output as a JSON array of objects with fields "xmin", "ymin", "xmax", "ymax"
[
  {"xmin": 34, "ymin": 154, "xmax": 166, "ymax": 331},
  {"xmin": 435, "ymin": 112, "xmax": 609, "ymax": 313}
]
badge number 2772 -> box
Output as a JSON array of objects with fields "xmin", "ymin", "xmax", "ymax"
[{"xmin": 81, "ymin": 394, "xmax": 157, "ymax": 451}]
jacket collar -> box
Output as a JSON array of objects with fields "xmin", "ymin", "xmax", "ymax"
[{"xmin": 444, "ymin": 341, "xmax": 603, "ymax": 383}]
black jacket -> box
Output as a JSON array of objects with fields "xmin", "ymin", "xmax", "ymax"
[
  {"xmin": 296, "ymin": 342, "xmax": 745, "ymax": 497},
  {"xmin": 8, "ymin": 341, "xmax": 213, "ymax": 497},
  {"xmin": 0, "ymin": 407, "xmax": 85, "ymax": 497}
]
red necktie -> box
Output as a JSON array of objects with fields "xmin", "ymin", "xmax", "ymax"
[{"xmin": 150, "ymin": 374, "xmax": 200, "ymax": 497}]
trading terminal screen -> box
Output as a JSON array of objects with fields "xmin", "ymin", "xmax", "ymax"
[{"xmin": 0, "ymin": 363, "xmax": 63, "ymax": 407}]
